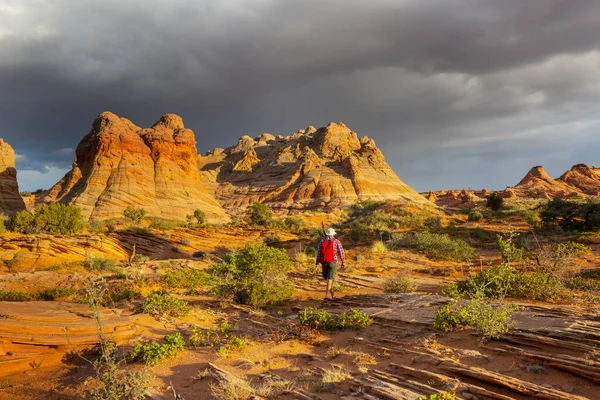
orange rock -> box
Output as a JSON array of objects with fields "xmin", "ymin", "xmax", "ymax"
[
  {"xmin": 0, "ymin": 139, "xmax": 25, "ymax": 217},
  {"xmin": 198, "ymin": 122, "xmax": 432, "ymax": 212},
  {"xmin": 558, "ymin": 163, "xmax": 600, "ymax": 195},
  {"xmin": 40, "ymin": 112, "xmax": 229, "ymax": 222}
]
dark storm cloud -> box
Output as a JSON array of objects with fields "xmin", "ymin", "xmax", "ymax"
[{"xmin": 1, "ymin": 0, "xmax": 600, "ymax": 191}]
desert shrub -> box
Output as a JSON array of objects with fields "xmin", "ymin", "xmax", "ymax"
[
  {"xmin": 87, "ymin": 220, "xmax": 104, "ymax": 233},
  {"xmin": 348, "ymin": 200, "xmax": 384, "ymax": 218},
  {"xmin": 387, "ymin": 232, "xmax": 474, "ymax": 262},
  {"xmin": 246, "ymin": 202, "xmax": 273, "ymax": 226},
  {"xmin": 382, "ymin": 269, "xmax": 416, "ymax": 293},
  {"xmin": 161, "ymin": 269, "xmax": 210, "ymax": 289},
  {"xmin": 0, "ymin": 289, "xmax": 35, "ymax": 301},
  {"xmin": 128, "ymin": 332, "xmax": 185, "ymax": 365},
  {"xmin": 540, "ymin": 198, "xmax": 600, "ymax": 232},
  {"xmin": 434, "ymin": 298, "xmax": 516, "ymax": 339},
  {"xmin": 293, "ymin": 251, "xmax": 310, "ymax": 264},
  {"xmin": 84, "ymin": 258, "xmax": 118, "ymax": 272},
  {"xmin": 209, "ymin": 242, "xmax": 292, "ymax": 307},
  {"xmin": 43, "ymin": 264, "xmax": 63, "ymax": 271},
  {"xmin": 140, "ymin": 291, "xmax": 190, "ymax": 318},
  {"xmin": 10, "ymin": 204, "xmax": 85, "ymax": 235},
  {"xmin": 263, "ymin": 233, "xmax": 281, "ymax": 245},
  {"xmin": 108, "ymin": 287, "xmax": 142, "ymax": 302},
  {"xmin": 123, "ymin": 206, "xmax": 146, "ymax": 225},
  {"xmin": 268, "ymin": 216, "xmax": 305, "ymax": 233},
  {"xmin": 9, "ymin": 210, "xmax": 36, "ymax": 233},
  {"xmin": 350, "ymin": 220, "xmax": 369, "ymax": 241},
  {"xmin": 468, "ymin": 210, "xmax": 483, "ymax": 222},
  {"xmin": 486, "ymin": 193, "xmax": 504, "ymax": 211},
  {"xmin": 496, "ymin": 231, "xmax": 524, "ymax": 264},
  {"xmin": 511, "ymin": 272, "xmax": 564, "ymax": 301},
  {"xmin": 148, "ymin": 219, "xmax": 179, "ymax": 231},
  {"xmin": 0, "ymin": 214, "xmax": 7, "ymax": 234},
  {"xmin": 192, "ymin": 250, "xmax": 206, "ymax": 259},
  {"xmin": 530, "ymin": 241, "xmax": 590, "ymax": 278},
  {"xmin": 522, "ymin": 210, "xmax": 541, "ymax": 230},
  {"xmin": 298, "ymin": 307, "xmax": 371, "ymax": 331},
  {"xmin": 187, "ymin": 322, "xmax": 236, "ymax": 348},
  {"xmin": 217, "ymin": 335, "xmax": 248, "ymax": 357},
  {"xmin": 417, "ymin": 393, "xmax": 457, "ymax": 400},
  {"xmin": 424, "ymin": 216, "xmax": 442, "ymax": 230},
  {"xmin": 180, "ymin": 238, "xmax": 192, "ymax": 246},
  {"xmin": 37, "ymin": 287, "xmax": 77, "ymax": 301},
  {"xmin": 471, "ymin": 227, "xmax": 487, "ymax": 241}
]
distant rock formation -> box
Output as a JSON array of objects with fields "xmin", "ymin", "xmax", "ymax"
[
  {"xmin": 198, "ymin": 122, "xmax": 431, "ymax": 212},
  {"xmin": 40, "ymin": 112, "xmax": 229, "ymax": 222},
  {"xmin": 513, "ymin": 166, "xmax": 576, "ymax": 198},
  {"xmin": 558, "ymin": 164, "xmax": 600, "ymax": 195},
  {"xmin": 0, "ymin": 139, "xmax": 25, "ymax": 217}
]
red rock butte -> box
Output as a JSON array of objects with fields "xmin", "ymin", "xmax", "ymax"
[
  {"xmin": 0, "ymin": 138, "xmax": 26, "ymax": 217},
  {"xmin": 38, "ymin": 112, "xmax": 230, "ymax": 222},
  {"xmin": 197, "ymin": 122, "xmax": 432, "ymax": 212}
]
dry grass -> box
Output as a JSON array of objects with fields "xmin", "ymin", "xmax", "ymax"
[
  {"xmin": 326, "ymin": 346, "xmax": 376, "ymax": 365},
  {"xmin": 321, "ymin": 365, "xmax": 352, "ymax": 384},
  {"xmin": 371, "ymin": 240, "xmax": 387, "ymax": 253},
  {"xmin": 210, "ymin": 376, "xmax": 255, "ymax": 400}
]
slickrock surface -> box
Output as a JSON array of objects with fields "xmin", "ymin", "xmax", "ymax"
[
  {"xmin": 40, "ymin": 112, "xmax": 229, "ymax": 222},
  {"xmin": 198, "ymin": 122, "xmax": 431, "ymax": 212},
  {"xmin": 0, "ymin": 301, "xmax": 138, "ymax": 376},
  {"xmin": 0, "ymin": 139, "xmax": 25, "ymax": 217}
]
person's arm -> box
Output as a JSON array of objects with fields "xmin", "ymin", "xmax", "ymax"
[{"xmin": 337, "ymin": 239, "xmax": 346, "ymax": 267}]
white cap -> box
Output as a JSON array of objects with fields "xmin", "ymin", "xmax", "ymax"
[{"xmin": 325, "ymin": 228, "xmax": 336, "ymax": 236}]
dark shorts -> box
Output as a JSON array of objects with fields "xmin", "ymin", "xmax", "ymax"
[{"xmin": 321, "ymin": 262, "xmax": 338, "ymax": 281}]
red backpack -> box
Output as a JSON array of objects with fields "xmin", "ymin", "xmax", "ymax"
[{"xmin": 320, "ymin": 238, "xmax": 335, "ymax": 263}]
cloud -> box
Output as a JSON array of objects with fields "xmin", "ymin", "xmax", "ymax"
[{"xmin": 1, "ymin": 0, "xmax": 600, "ymax": 192}]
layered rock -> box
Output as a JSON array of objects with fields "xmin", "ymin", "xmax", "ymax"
[
  {"xmin": 0, "ymin": 139, "xmax": 25, "ymax": 217},
  {"xmin": 512, "ymin": 166, "xmax": 576, "ymax": 198},
  {"xmin": 41, "ymin": 112, "xmax": 229, "ymax": 222},
  {"xmin": 558, "ymin": 164, "xmax": 600, "ymax": 195},
  {"xmin": 197, "ymin": 122, "xmax": 431, "ymax": 212}
]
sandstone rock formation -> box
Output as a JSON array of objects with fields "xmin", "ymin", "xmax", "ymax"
[
  {"xmin": 197, "ymin": 122, "xmax": 431, "ymax": 212},
  {"xmin": 0, "ymin": 139, "xmax": 25, "ymax": 217},
  {"xmin": 513, "ymin": 166, "xmax": 576, "ymax": 198},
  {"xmin": 558, "ymin": 164, "xmax": 600, "ymax": 195},
  {"xmin": 40, "ymin": 112, "xmax": 229, "ymax": 222}
]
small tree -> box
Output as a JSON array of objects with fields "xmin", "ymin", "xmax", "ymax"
[
  {"xmin": 124, "ymin": 206, "xmax": 146, "ymax": 225},
  {"xmin": 9, "ymin": 204, "xmax": 84, "ymax": 235},
  {"xmin": 246, "ymin": 202, "xmax": 273, "ymax": 226},
  {"xmin": 486, "ymin": 193, "xmax": 504, "ymax": 212},
  {"xmin": 193, "ymin": 209, "xmax": 206, "ymax": 226},
  {"xmin": 209, "ymin": 242, "xmax": 292, "ymax": 307}
]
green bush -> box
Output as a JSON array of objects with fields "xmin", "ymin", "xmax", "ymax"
[
  {"xmin": 387, "ymin": 232, "xmax": 474, "ymax": 262},
  {"xmin": 217, "ymin": 335, "xmax": 248, "ymax": 357},
  {"xmin": 84, "ymin": 258, "xmax": 118, "ymax": 272},
  {"xmin": 511, "ymin": 272, "xmax": 564, "ymax": 301},
  {"xmin": 350, "ymin": 220, "xmax": 369, "ymax": 241},
  {"xmin": 140, "ymin": 291, "xmax": 190, "ymax": 318},
  {"xmin": 0, "ymin": 289, "xmax": 35, "ymax": 301},
  {"xmin": 424, "ymin": 216, "xmax": 442, "ymax": 230},
  {"xmin": 148, "ymin": 219, "xmax": 179, "ymax": 231},
  {"xmin": 267, "ymin": 216, "xmax": 304, "ymax": 233},
  {"xmin": 417, "ymin": 393, "xmax": 457, "ymax": 400},
  {"xmin": 161, "ymin": 269, "xmax": 210, "ymax": 289},
  {"xmin": 468, "ymin": 210, "xmax": 483, "ymax": 222},
  {"xmin": 347, "ymin": 200, "xmax": 384, "ymax": 218},
  {"xmin": 209, "ymin": 242, "xmax": 292, "ymax": 307},
  {"xmin": 10, "ymin": 204, "xmax": 85, "ymax": 235},
  {"xmin": 522, "ymin": 210, "xmax": 541, "ymax": 230},
  {"xmin": 297, "ymin": 307, "xmax": 372, "ymax": 331},
  {"xmin": 486, "ymin": 193, "xmax": 504, "ymax": 211},
  {"xmin": 496, "ymin": 230, "xmax": 524, "ymax": 264},
  {"xmin": 540, "ymin": 198, "xmax": 600, "ymax": 232},
  {"xmin": 128, "ymin": 333, "xmax": 185, "ymax": 365},
  {"xmin": 434, "ymin": 299, "xmax": 516, "ymax": 339},
  {"xmin": 123, "ymin": 206, "xmax": 146, "ymax": 225},
  {"xmin": 246, "ymin": 203, "xmax": 273, "ymax": 226},
  {"xmin": 37, "ymin": 288, "xmax": 77, "ymax": 301}
]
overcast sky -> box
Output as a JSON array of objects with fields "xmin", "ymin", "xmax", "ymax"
[{"xmin": 1, "ymin": 0, "xmax": 600, "ymax": 192}]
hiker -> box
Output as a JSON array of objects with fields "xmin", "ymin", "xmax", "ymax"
[{"xmin": 315, "ymin": 228, "xmax": 346, "ymax": 301}]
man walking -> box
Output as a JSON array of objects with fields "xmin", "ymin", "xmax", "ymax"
[{"xmin": 315, "ymin": 228, "xmax": 346, "ymax": 302}]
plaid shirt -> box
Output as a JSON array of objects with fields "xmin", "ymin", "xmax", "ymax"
[{"xmin": 315, "ymin": 237, "xmax": 346, "ymax": 265}]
